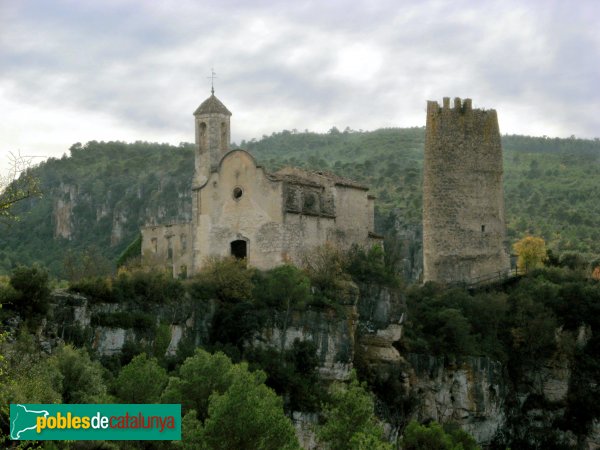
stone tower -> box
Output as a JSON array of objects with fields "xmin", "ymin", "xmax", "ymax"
[
  {"xmin": 423, "ymin": 97, "xmax": 510, "ymax": 283},
  {"xmin": 192, "ymin": 90, "xmax": 232, "ymax": 188}
]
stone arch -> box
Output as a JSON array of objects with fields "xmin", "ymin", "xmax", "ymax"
[{"xmin": 199, "ymin": 122, "xmax": 207, "ymax": 148}]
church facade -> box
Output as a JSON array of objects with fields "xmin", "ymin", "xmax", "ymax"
[{"xmin": 141, "ymin": 92, "xmax": 381, "ymax": 277}]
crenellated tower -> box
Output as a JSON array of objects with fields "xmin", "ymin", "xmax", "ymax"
[
  {"xmin": 423, "ymin": 97, "xmax": 510, "ymax": 283},
  {"xmin": 192, "ymin": 90, "xmax": 232, "ymax": 188}
]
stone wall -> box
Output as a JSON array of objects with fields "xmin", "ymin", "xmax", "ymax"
[
  {"xmin": 423, "ymin": 97, "xmax": 510, "ymax": 283},
  {"xmin": 141, "ymin": 222, "xmax": 193, "ymax": 278}
]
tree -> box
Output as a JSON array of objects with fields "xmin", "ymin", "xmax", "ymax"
[
  {"xmin": 318, "ymin": 371, "xmax": 389, "ymax": 450},
  {"xmin": 191, "ymin": 257, "xmax": 254, "ymax": 303},
  {"xmin": 167, "ymin": 349, "xmax": 300, "ymax": 449},
  {"xmin": 9, "ymin": 264, "xmax": 51, "ymax": 319},
  {"xmin": 513, "ymin": 236, "xmax": 547, "ymax": 273},
  {"xmin": 257, "ymin": 265, "xmax": 311, "ymax": 353},
  {"xmin": 0, "ymin": 151, "xmax": 41, "ymax": 222},
  {"xmin": 114, "ymin": 353, "xmax": 168, "ymax": 403},
  {"xmin": 48, "ymin": 345, "xmax": 108, "ymax": 403},
  {"xmin": 202, "ymin": 366, "xmax": 300, "ymax": 450},
  {"xmin": 401, "ymin": 420, "xmax": 480, "ymax": 450},
  {"xmin": 161, "ymin": 349, "xmax": 235, "ymax": 420}
]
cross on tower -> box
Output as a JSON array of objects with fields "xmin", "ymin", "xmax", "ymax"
[{"xmin": 207, "ymin": 68, "xmax": 217, "ymax": 95}]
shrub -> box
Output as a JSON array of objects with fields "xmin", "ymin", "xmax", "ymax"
[
  {"xmin": 69, "ymin": 276, "xmax": 115, "ymax": 303},
  {"xmin": 190, "ymin": 257, "xmax": 254, "ymax": 303},
  {"xmin": 9, "ymin": 264, "xmax": 51, "ymax": 318}
]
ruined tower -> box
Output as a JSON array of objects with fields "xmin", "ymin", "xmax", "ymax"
[
  {"xmin": 423, "ymin": 97, "xmax": 510, "ymax": 283},
  {"xmin": 192, "ymin": 90, "xmax": 232, "ymax": 188}
]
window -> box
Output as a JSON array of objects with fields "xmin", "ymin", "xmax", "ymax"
[
  {"xmin": 481, "ymin": 225, "xmax": 486, "ymax": 233},
  {"xmin": 233, "ymin": 186, "xmax": 243, "ymax": 200},
  {"xmin": 151, "ymin": 238, "xmax": 158, "ymax": 253},
  {"xmin": 180, "ymin": 234, "xmax": 187, "ymax": 254},
  {"xmin": 167, "ymin": 237, "xmax": 173, "ymax": 260},
  {"xmin": 199, "ymin": 122, "xmax": 207, "ymax": 147},
  {"xmin": 230, "ymin": 240, "xmax": 247, "ymax": 259},
  {"xmin": 221, "ymin": 122, "xmax": 227, "ymax": 151}
]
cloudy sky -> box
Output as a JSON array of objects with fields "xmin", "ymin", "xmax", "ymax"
[{"xmin": 1, "ymin": 0, "xmax": 599, "ymax": 167}]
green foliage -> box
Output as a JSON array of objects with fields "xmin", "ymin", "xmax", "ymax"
[
  {"xmin": 2, "ymin": 132, "xmax": 600, "ymax": 277},
  {"xmin": 345, "ymin": 244, "xmax": 399, "ymax": 287},
  {"xmin": 301, "ymin": 243, "xmax": 355, "ymax": 305},
  {"xmin": 90, "ymin": 311, "xmax": 155, "ymax": 331},
  {"xmin": 401, "ymin": 420, "xmax": 480, "ymax": 450},
  {"xmin": 69, "ymin": 276, "xmax": 115, "ymax": 303},
  {"xmin": 0, "ymin": 346, "xmax": 63, "ymax": 407},
  {"xmin": 165, "ymin": 349, "xmax": 299, "ymax": 449},
  {"xmin": 8, "ymin": 264, "xmax": 51, "ymax": 319},
  {"xmin": 114, "ymin": 353, "xmax": 168, "ymax": 403},
  {"xmin": 161, "ymin": 349, "xmax": 236, "ymax": 420},
  {"xmin": 202, "ymin": 366, "xmax": 300, "ymax": 450},
  {"xmin": 117, "ymin": 234, "xmax": 142, "ymax": 268},
  {"xmin": 63, "ymin": 246, "xmax": 113, "ymax": 282},
  {"xmin": 48, "ymin": 344, "xmax": 108, "ymax": 403},
  {"xmin": 0, "ymin": 153, "xmax": 41, "ymax": 222},
  {"xmin": 318, "ymin": 371, "xmax": 389, "ymax": 450},
  {"xmin": 113, "ymin": 268, "xmax": 184, "ymax": 305},
  {"xmin": 191, "ymin": 257, "xmax": 255, "ymax": 303},
  {"xmin": 247, "ymin": 339, "xmax": 325, "ymax": 412},
  {"xmin": 255, "ymin": 264, "xmax": 311, "ymax": 309}
]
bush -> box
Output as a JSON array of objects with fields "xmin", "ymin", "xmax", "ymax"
[
  {"xmin": 190, "ymin": 257, "xmax": 254, "ymax": 303},
  {"xmin": 401, "ymin": 420, "xmax": 480, "ymax": 450},
  {"xmin": 113, "ymin": 268, "xmax": 184, "ymax": 305},
  {"xmin": 114, "ymin": 353, "xmax": 168, "ymax": 403},
  {"xmin": 9, "ymin": 264, "xmax": 51, "ymax": 318},
  {"xmin": 69, "ymin": 276, "xmax": 115, "ymax": 303}
]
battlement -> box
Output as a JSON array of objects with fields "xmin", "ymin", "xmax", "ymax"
[
  {"xmin": 423, "ymin": 97, "xmax": 509, "ymax": 284},
  {"xmin": 427, "ymin": 97, "xmax": 476, "ymax": 115}
]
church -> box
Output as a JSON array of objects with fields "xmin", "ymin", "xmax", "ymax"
[{"xmin": 141, "ymin": 90, "xmax": 381, "ymax": 277}]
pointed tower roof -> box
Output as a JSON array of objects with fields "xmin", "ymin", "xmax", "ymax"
[{"xmin": 193, "ymin": 93, "xmax": 232, "ymax": 116}]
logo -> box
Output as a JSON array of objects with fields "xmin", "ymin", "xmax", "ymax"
[{"xmin": 10, "ymin": 404, "xmax": 181, "ymax": 441}]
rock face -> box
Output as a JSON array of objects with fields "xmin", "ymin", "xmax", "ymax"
[
  {"xmin": 42, "ymin": 287, "xmax": 597, "ymax": 449},
  {"xmin": 406, "ymin": 354, "xmax": 506, "ymax": 445},
  {"xmin": 54, "ymin": 183, "xmax": 77, "ymax": 239}
]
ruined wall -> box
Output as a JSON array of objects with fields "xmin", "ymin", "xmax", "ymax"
[
  {"xmin": 141, "ymin": 222, "xmax": 193, "ymax": 278},
  {"xmin": 423, "ymin": 97, "xmax": 510, "ymax": 283}
]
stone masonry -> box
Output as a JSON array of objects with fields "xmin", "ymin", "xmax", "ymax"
[
  {"xmin": 141, "ymin": 92, "xmax": 381, "ymax": 276},
  {"xmin": 423, "ymin": 97, "xmax": 510, "ymax": 283}
]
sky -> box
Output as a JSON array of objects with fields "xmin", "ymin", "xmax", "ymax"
[{"xmin": 1, "ymin": 0, "xmax": 599, "ymax": 167}]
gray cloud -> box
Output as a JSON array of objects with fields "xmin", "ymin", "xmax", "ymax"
[{"xmin": 1, "ymin": 0, "xmax": 599, "ymax": 163}]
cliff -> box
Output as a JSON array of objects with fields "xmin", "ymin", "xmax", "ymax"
[{"xmin": 7, "ymin": 277, "xmax": 589, "ymax": 450}]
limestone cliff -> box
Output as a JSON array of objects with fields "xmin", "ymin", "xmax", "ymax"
[{"xmin": 24, "ymin": 286, "xmax": 597, "ymax": 449}]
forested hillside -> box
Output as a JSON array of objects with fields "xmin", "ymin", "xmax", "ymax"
[{"xmin": 1, "ymin": 129, "xmax": 599, "ymax": 277}]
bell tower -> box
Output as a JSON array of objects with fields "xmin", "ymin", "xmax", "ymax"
[{"xmin": 192, "ymin": 88, "xmax": 232, "ymax": 188}]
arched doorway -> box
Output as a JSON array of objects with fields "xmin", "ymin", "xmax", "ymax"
[{"xmin": 230, "ymin": 240, "xmax": 247, "ymax": 260}]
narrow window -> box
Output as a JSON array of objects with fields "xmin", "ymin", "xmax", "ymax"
[
  {"xmin": 199, "ymin": 122, "xmax": 207, "ymax": 147},
  {"xmin": 221, "ymin": 122, "xmax": 227, "ymax": 152},
  {"xmin": 481, "ymin": 225, "xmax": 485, "ymax": 233},
  {"xmin": 167, "ymin": 237, "xmax": 173, "ymax": 260},
  {"xmin": 151, "ymin": 238, "xmax": 158, "ymax": 253},
  {"xmin": 180, "ymin": 234, "xmax": 187, "ymax": 254}
]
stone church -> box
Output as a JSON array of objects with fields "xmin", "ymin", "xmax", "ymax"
[{"xmin": 141, "ymin": 91, "xmax": 381, "ymax": 277}]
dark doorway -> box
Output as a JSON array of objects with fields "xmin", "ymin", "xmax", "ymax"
[{"xmin": 230, "ymin": 240, "xmax": 247, "ymax": 260}]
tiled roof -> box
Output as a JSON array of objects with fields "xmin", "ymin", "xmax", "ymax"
[{"xmin": 193, "ymin": 94, "xmax": 232, "ymax": 116}]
